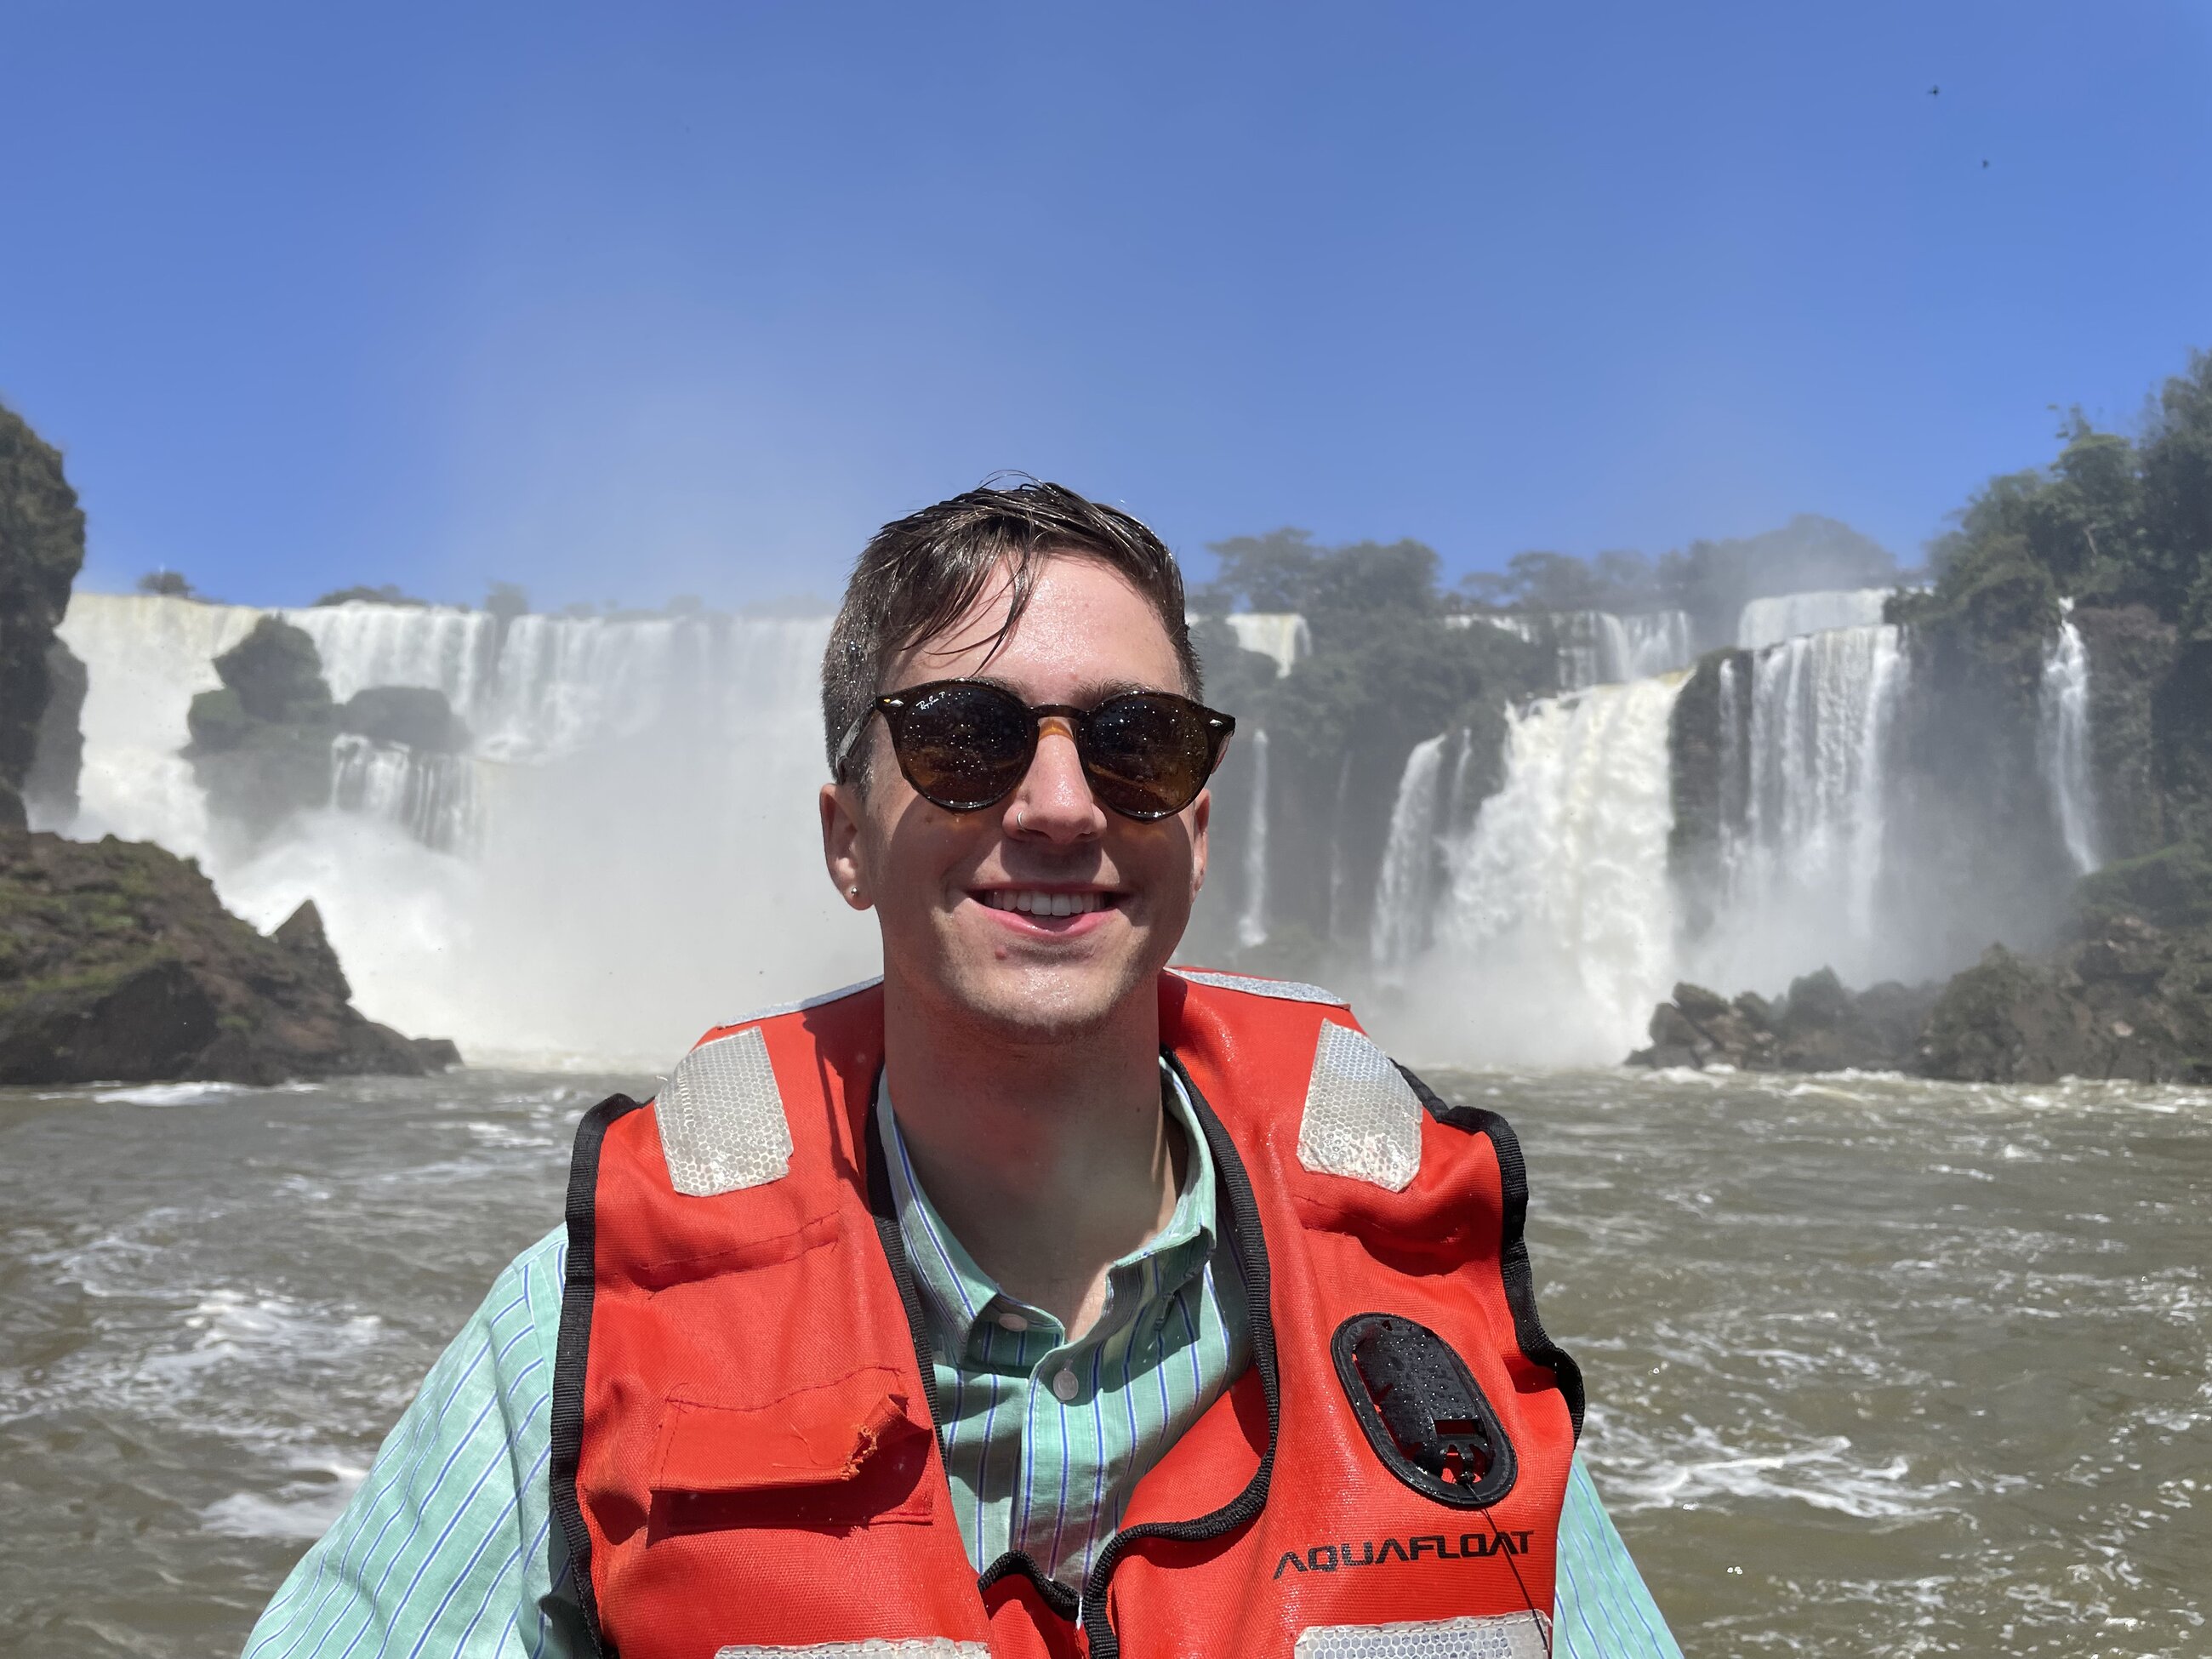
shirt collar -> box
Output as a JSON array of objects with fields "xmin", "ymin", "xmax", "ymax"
[{"xmin": 875, "ymin": 1058, "xmax": 1220, "ymax": 1356}]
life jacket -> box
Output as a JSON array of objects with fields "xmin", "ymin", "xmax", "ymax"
[{"xmin": 550, "ymin": 969, "xmax": 1582, "ymax": 1659}]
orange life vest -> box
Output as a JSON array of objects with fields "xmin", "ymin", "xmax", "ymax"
[{"xmin": 550, "ymin": 970, "xmax": 1582, "ymax": 1659}]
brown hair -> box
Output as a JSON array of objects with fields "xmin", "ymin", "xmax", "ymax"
[{"xmin": 822, "ymin": 479, "xmax": 1201, "ymax": 780}]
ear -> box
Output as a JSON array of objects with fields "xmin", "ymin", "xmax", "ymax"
[
  {"xmin": 1188, "ymin": 788, "xmax": 1211, "ymax": 898},
  {"xmin": 820, "ymin": 782, "xmax": 872, "ymax": 910}
]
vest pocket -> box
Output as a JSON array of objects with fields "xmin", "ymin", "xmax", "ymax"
[{"xmin": 647, "ymin": 1365, "xmax": 938, "ymax": 1536}]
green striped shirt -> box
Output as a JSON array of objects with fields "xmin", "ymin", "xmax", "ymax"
[
  {"xmin": 245, "ymin": 1133, "xmax": 1681, "ymax": 1659},
  {"xmin": 877, "ymin": 1063, "xmax": 1248, "ymax": 1587}
]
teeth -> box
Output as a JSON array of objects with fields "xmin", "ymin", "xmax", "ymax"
[{"xmin": 981, "ymin": 890, "xmax": 1108, "ymax": 917}]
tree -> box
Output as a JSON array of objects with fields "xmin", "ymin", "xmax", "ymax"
[{"xmin": 137, "ymin": 569, "xmax": 196, "ymax": 598}]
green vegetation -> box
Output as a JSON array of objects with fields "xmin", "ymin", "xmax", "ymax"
[
  {"xmin": 0, "ymin": 402, "xmax": 87, "ymax": 824},
  {"xmin": 1462, "ymin": 514, "xmax": 1896, "ymax": 635},
  {"xmin": 1901, "ymin": 352, "xmax": 2212, "ymax": 641},
  {"xmin": 316, "ymin": 583, "xmax": 428, "ymax": 607}
]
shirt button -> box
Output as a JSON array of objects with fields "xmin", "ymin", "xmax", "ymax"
[
  {"xmin": 996, "ymin": 1311, "xmax": 1029, "ymax": 1332},
  {"xmin": 1051, "ymin": 1367, "xmax": 1080, "ymax": 1403}
]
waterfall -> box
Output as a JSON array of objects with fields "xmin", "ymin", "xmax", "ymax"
[
  {"xmin": 1370, "ymin": 733, "xmax": 1451, "ymax": 972},
  {"xmin": 1217, "ymin": 613, "xmax": 1311, "ymax": 678},
  {"xmin": 51, "ymin": 593, "xmax": 869, "ymax": 1062},
  {"xmin": 1323, "ymin": 750, "xmax": 1355, "ymax": 942},
  {"xmin": 1617, "ymin": 611, "xmax": 1696, "ymax": 681},
  {"xmin": 1236, "ymin": 730, "xmax": 1271, "ymax": 949},
  {"xmin": 1463, "ymin": 608, "xmax": 1696, "ymax": 689},
  {"xmin": 1688, "ymin": 624, "xmax": 1909, "ymax": 993},
  {"xmin": 283, "ymin": 602, "xmax": 502, "ymax": 710},
  {"xmin": 56, "ymin": 594, "xmax": 265, "ymax": 855},
  {"xmin": 1419, "ymin": 676, "xmax": 1687, "ymax": 1064},
  {"xmin": 2039, "ymin": 611, "xmax": 2101, "ymax": 875},
  {"xmin": 329, "ymin": 736, "xmax": 482, "ymax": 853},
  {"xmin": 1736, "ymin": 589, "xmax": 1890, "ymax": 652}
]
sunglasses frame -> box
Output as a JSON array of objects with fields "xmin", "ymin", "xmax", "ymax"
[{"xmin": 835, "ymin": 678, "xmax": 1236, "ymax": 820}]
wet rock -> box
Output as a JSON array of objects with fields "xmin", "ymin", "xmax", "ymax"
[
  {"xmin": 1629, "ymin": 971, "xmax": 1935, "ymax": 1073},
  {"xmin": 0, "ymin": 831, "xmax": 436, "ymax": 1085},
  {"xmin": 411, "ymin": 1036, "xmax": 463, "ymax": 1070},
  {"xmin": 213, "ymin": 616, "xmax": 334, "ymax": 725},
  {"xmin": 24, "ymin": 640, "xmax": 86, "ymax": 823},
  {"xmin": 338, "ymin": 686, "xmax": 468, "ymax": 753},
  {"xmin": 0, "ymin": 403, "xmax": 87, "ymax": 828},
  {"xmin": 1918, "ymin": 917, "xmax": 2212, "ymax": 1084},
  {"xmin": 186, "ymin": 618, "xmax": 338, "ymax": 843}
]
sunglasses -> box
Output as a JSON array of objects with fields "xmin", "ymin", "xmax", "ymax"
[{"xmin": 835, "ymin": 679, "xmax": 1235, "ymax": 820}]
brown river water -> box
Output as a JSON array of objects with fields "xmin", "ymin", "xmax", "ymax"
[{"xmin": 1, "ymin": 1064, "xmax": 2205, "ymax": 1656}]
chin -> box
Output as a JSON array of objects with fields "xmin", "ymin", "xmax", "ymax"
[{"xmin": 949, "ymin": 956, "xmax": 1149, "ymax": 1044}]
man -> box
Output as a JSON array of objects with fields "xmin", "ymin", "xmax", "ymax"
[{"xmin": 245, "ymin": 483, "xmax": 1679, "ymax": 1658}]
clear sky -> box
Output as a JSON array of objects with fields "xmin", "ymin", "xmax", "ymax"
[{"xmin": 3, "ymin": 3, "xmax": 2208, "ymax": 610}]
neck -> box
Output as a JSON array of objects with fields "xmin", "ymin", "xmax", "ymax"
[{"xmin": 881, "ymin": 972, "xmax": 1184, "ymax": 1339}]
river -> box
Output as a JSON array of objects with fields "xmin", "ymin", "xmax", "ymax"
[{"xmin": 2, "ymin": 1064, "xmax": 2205, "ymax": 1656}]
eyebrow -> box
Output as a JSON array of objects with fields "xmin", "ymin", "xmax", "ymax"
[{"xmin": 961, "ymin": 674, "xmax": 1168, "ymax": 706}]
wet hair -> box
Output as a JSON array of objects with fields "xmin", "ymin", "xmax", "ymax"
[{"xmin": 822, "ymin": 478, "xmax": 1202, "ymax": 782}]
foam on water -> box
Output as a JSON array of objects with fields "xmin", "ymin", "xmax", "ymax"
[{"xmin": 4, "ymin": 1064, "xmax": 2207, "ymax": 1656}]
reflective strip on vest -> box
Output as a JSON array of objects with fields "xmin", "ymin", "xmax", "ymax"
[
  {"xmin": 1171, "ymin": 968, "xmax": 1348, "ymax": 1006},
  {"xmin": 658, "ymin": 1024, "xmax": 792, "ymax": 1195},
  {"xmin": 1292, "ymin": 1614, "xmax": 1554, "ymax": 1658},
  {"xmin": 1297, "ymin": 1020, "xmax": 1423, "ymax": 1191},
  {"xmin": 712, "ymin": 1643, "xmax": 990, "ymax": 1658}
]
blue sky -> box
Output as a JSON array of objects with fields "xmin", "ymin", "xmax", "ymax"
[{"xmin": 3, "ymin": 3, "xmax": 2208, "ymax": 610}]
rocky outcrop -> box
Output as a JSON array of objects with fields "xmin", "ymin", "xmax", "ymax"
[
  {"xmin": 1916, "ymin": 915, "xmax": 2212, "ymax": 1083},
  {"xmin": 1632, "ymin": 913, "xmax": 2212, "ymax": 1085},
  {"xmin": 1667, "ymin": 647, "xmax": 1750, "ymax": 939},
  {"xmin": 339, "ymin": 686, "xmax": 468, "ymax": 753},
  {"xmin": 1630, "ymin": 971, "xmax": 1937, "ymax": 1073},
  {"xmin": 2073, "ymin": 604, "xmax": 2176, "ymax": 861},
  {"xmin": 25, "ymin": 639, "xmax": 87, "ymax": 823},
  {"xmin": 0, "ymin": 831, "xmax": 459, "ymax": 1085},
  {"xmin": 0, "ymin": 403, "xmax": 88, "ymax": 830},
  {"xmin": 186, "ymin": 616, "xmax": 339, "ymax": 842}
]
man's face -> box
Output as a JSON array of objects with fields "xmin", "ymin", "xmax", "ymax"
[{"xmin": 820, "ymin": 554, "xmax": 1211, "ymax": 1042}]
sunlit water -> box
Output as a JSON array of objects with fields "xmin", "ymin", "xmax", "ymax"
[{"xmin": 2, "ymin": 1066, "xmax": 2205, "ymax": 1656}]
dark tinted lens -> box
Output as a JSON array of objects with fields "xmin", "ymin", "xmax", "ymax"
[
  {"xmin": 891, "ymin": 683, "xmax": 1035, "ymax": 810},
  {"xmin": 1080, "ymin": 693, "xmax": 1215, "ymax": 818}
]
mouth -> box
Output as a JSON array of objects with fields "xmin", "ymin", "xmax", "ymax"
[{"xmin": 971, "ymin": 887, "xmax": 1125, "ymax": 935}]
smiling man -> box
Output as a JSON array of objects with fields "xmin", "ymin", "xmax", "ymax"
[{"xmin": 243, "ymin": 483, "xmax": 1679, "ymax": 1659}]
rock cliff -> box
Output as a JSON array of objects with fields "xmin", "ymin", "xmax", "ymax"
[
  {"xmin": 0, "ymin": 399, "xmax": 458, "ymax": 1085},
  {"xmin": 0, "ymin": 404, "xmax": 86, "ymax": 829},
  {"xmin": 0, "ymin": 832, "xmax": 454, "ymax": 1085}
]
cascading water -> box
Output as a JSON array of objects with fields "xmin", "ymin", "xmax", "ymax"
[
  {"xmin": 1409, "ymin": 675, "xmax": 1687, "ymax": 1064},
  {"xmin": 1462, "ymin": 608, "xmax": 1696, "ymax": 689},
  {"xmin": 328, "ymin": 736, "xmax": 481, "ymax": 853},
  {"xmin": 1217, "ymin": 613, "xmax": 1311, "ymax": 678},
  {"xmin": 53, "ymin": 595, "xmax": 264, "ymax": 851},
  {"xmin": 1369, "ymin": 733, "xmax": 1450, "ymax": 973},
  {"xmin": 1689, "ymin": 623, "xmax": 1910, "ymax": 993},
  {"xmin": 51, "ymin": 593, "xmax": 870, "ymax": 1063},
  {"xmin": 2039, "ymin": 610, "xmax": 2101, "ymax": 875},
  {"xmin": 1736, "ymin": 589, "xmax": 1890, "ymax": 652},
  {"xmin": 1236, "ymin": 729, "xmax": 1271, "ymax": 949}
]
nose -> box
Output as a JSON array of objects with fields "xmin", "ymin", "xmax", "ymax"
[{"xmin": 1005, "ymin": 715, "xmax": 1106, "ymax": 843}]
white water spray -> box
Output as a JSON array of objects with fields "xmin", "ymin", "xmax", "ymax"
[
  {"xmin": 1236, "ymin": 729, "xmax": 1271, "ymax": 950},
  {"xmin": 1411, "ymin": 675, "xmax": 1687, "ymax": 1064},
  {"xmin": 2039, "ymin": 610, "xmax": 2101, "ymax": 875},
  {"xmin": 1736, "ymin": 589, "xmax": 1890, "ymax": 652},
  {"xmin": 53, "ymin": 594, "xmax": 871, "ymax": 1063},
  {"xmin": 1370, "ymin": 733, "xmax": 1451, "ymax": 973},
  {"xmin": 1690, "ymin": 624, "xmax": 1910, "ymax": 992}
]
